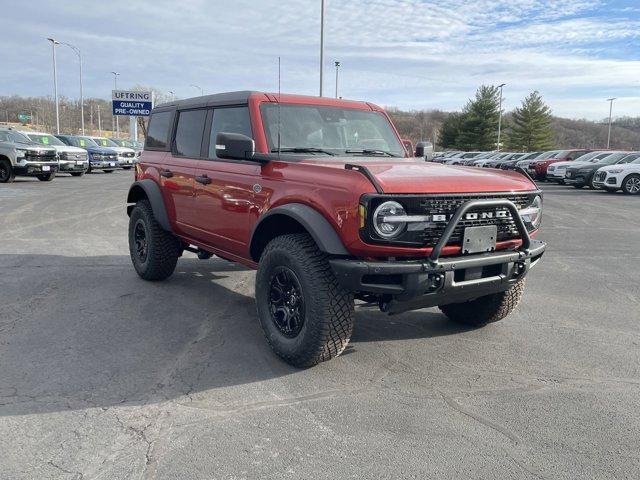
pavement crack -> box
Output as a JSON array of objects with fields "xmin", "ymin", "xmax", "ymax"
[
  {"xmin": 440, "ymin": 392, "xmax": 521, "ymax": 445},
  {"xmin": 47, "ymin": 460, "xmax": 84, "ymax": 479}
]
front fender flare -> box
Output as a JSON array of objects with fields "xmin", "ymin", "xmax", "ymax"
[
  {"xmin": 251, "ymin": 203, "xmax": 350, "ymax": 257},
  {"xmin": 126, "ymin": 179, "xmax": 172, "ymax": 232}
]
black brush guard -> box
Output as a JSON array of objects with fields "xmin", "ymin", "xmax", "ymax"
[{"xmin": 330, "ymin": 199, "xmax": 546, "ymax": 314}]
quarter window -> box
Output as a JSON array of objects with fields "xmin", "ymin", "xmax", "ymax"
[
  {"xmin": 146, "ymin": 111, "xmax": 173, "ymax": 150},
  {"xmin": 207, "ymin": 107, "xmax": 253, "ymax": 159},
  {"xmin": 174, "ymin": 109, "xmax": 207, "ymax": 157}
]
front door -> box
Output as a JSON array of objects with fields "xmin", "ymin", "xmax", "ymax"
[{"xmin": 192, "ymin": 106, "xmax": 259, "ymax": 257}]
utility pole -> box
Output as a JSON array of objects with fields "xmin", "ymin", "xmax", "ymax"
[
  {"xmin": 62, "ymin": 42, "xmax": 85, "ymax": 134},
  {"xmin": 112, "ymin": 71, "xmax": 120, "ymax": 137},
  {"xmin": 90, "ymin": 104, "xmax": 94, "ymax": 134},
  {"xmin": 606, "ymin": 98, "xmax": 616, "ymax": 149},
  {"xmin": 497, "ymin": 83, "xmax": 506, "ymax": 151},
  {"xmin": 97, "ymin": 105, "xmax": 102, "ymax": 136},
  {"xmin": 334, "ymin": 61, "xmax": 340, "ymax": 98},
  {"xmin": 47, "ymin": 37, "xmax": 60, "ymax": 134},
  {"xmin": 319, "ymin": 0, "xmax": 325, "ymax": 96}
]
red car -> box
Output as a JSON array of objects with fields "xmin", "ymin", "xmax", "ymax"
[
  {"xmin": 531, "ymin": 149, "xmax": 591, "ymax": 180},
  {"xmin": 127, "ymin": 91, "xmax": 546, "ymax": 367}
]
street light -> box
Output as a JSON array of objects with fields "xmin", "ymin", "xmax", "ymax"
[
  {"xmin": 190, "ymin": 84, "xmax": 204, "ymax": 96},
  {"xmin": 111, "ymin": 71, "xmax": 120, "ymax": 138},
  {"xmin": 334, "ymin": 61, "xmax": 340, "ymax": 98},
  {"xmin": 606, "ymin": 98, "xmax": 616, "ymax": 149},
  {"xmin": 47, "ymin": 38, "xmax": 60, "ymax": 134},
  {"xmin": 319, "ymin": 0, "xmax": 325, "ymax": 97},
  {"xmin": 168, "ymin": 90, "xmax": 175, "ymax": 101},
  {"xmin": 61, "ymin": 42, "xmax": 84, "ymax": 135},
  {"xmin": 497, "ymin": 83, "xmax": 506, "ymax": 151}
]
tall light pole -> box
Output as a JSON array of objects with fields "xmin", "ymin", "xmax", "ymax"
[
  {"xmin": 47, "ymin": 38, "xmax": 60, "ymax": 134},
  {"xmin": 334, "ymin": 61, "xmax": 340, "ymax": 98},
  {"xmin": 111, "ymin": 71, "xmax": 120, "ymax": 137},
  {"xmin": 319, "ymin": 0, "xmax": 325, "ymax": 97},
  {"xmin": 606, "ymin": 98, "xmax": 616, "ymax": 149},
  {"xmin": 61, "ymin": 42, "xmax": 84, "ymax": 134},
  {"xmin": 190, "ymin": 84, "xmax": 203, "ymax": 96},
  {"xmin": 497, "ymin": 83, "xmax": 506, "ymax": 151},
  {"xmin": 168, "ymin": 90, "xmax": 175, "ymax": 101}
]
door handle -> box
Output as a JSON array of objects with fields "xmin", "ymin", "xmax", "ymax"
[
  {"xmin": 160, "ymin": 169, "xmax": 173, "ymax": 178},
  {"xmin": 195, "ymin": 174, "xmax": 212, "ymax": 185}
]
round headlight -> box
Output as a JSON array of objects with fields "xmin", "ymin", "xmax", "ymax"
[
  {"xmin": 520, "ymin": 195, "xmax": 542, "ymax": 230},
  {"xmin": 373, "ymin": 201, "xmax": 407, "ymax": 239}
]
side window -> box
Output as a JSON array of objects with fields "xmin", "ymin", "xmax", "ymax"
[
  {"xmin": 174, "ymin": 109, "xmax": 207, "ymax": 158},
  {"xmin": 207, "ymin": 107, "xmax": 252, "ymax": 159},
  {"xmin": 146, "ymin": 111, "xmax": 173, "ymax": 150}
]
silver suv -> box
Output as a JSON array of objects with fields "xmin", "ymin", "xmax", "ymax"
[
  {"xmin": 21, "ymin": 131, "xmax": 88, "ymax": 177},
  {"xmin": 0, "ymin": 127, "xmax": 58, "ymax": 183}
]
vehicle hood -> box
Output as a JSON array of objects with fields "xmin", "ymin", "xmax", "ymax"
[
  {"xmin": 598, "ymin": 163, "xmax": 638, "ymax": 173},
  {"xmin": 548, "ymin": 161, "xmax": 576, "ymax": 169},
  {"xmin": 14, "ymin": 142, "xmax": 56, "ymax": 153},
  {"xmin": 299, "ymin": 158, "xmax": 537, "ymax": 193},
  {"xmin": 109, "ymin": 146, "xmax": 136, "ymax": 154},
  {"xmin": 48, "ymin": 145, "xmax": 87, "ymax": 154},
  {"xmin": 84, "ymin": 146, "xmax": 119, "ymax": 155},
  {"xmin": 566, "ymin": 163, "xmax": 601, "ymax": 171}
]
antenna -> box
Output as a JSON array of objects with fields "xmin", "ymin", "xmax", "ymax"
[{"xmin": 277, "ymin": 56, "xmax": 281, "ymax": 158}]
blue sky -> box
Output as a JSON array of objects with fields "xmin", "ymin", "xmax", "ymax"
[{"xmin": 1, "ymin": 0, "xmax": 638, "ymax": 120}]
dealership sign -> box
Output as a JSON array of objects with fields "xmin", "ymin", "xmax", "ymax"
[{"xmin": 112, "ymin": 90, "xmax": 153, "ymax": 116}]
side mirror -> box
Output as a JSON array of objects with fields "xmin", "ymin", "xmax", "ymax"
[{"xmin": 215, "ymin": 132, "xmax": 255, "ymax": 160}]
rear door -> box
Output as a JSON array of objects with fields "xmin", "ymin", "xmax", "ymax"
[
  {"xmin": 159, "ymin": 109, "xmax": 206, "ymax": 237},
  {"xmin": 192, "ymin": 106, "xmax": 260, "ymax": 257}
]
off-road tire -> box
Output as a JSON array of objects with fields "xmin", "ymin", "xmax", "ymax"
[
  {"xmin": 439, "ymin": 278, "xmax": 526, "ymax": 327},
  {"xmin": 104, "ymin": 169, "xmax": 114, "ymax": 173},
  {"xmin": 128, "ymin": 200, "xmax": 180, "ymax": 281},
  {"xmin": 70, "ymin": 172, "xmax": 84, "ymax": 177},
  {"xmin": 36, "ymin": 172, "xmax": 56, "ymax": 182},
  {"xmin": 622, "ymin": 174, "xmax": 640, "ymax": 195},
  {"xmin": 0, "ymin": 160, "xmax": 15, "ymax": 183},
  {"xmin": 256, "ymin": 233, "xmax": 355, "ymax": 368},
  {"xmin": 573, "ymin": 184, "xmax": 583, "ymax": 189}
]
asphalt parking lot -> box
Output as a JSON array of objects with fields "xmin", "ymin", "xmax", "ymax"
[{"xmin": 1, "ymin": 171, "xmax": 639, "ymax": 479}]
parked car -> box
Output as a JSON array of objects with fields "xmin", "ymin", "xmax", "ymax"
[
  {"xmin": 499, "ymin": 152, "xmax": 542, "ymax": 171},
  {"xmin": 546, "ymin": 151, "xmax": 614, "ymax": 184},
  {"xmin": 0, "ymin": 127, "xmax": 58, "ymax": 182},
  {"xmin": 126, "ymin": 91, "xmax": 546, "ymax": 367},
  {"xmin": 110, "ymin": 138, "xmax": 143, "ymax": 160},
  {"xmin": 565, "ymin": 152, "xmax": 639, "ymax": 189},
  {"xmin": 530, "ymin": 149, "xmax": 591, "ymax": 181},
  {"xmin": 55, "ymin": 135, "xmax": 119, "ymax": 173},
  {"xmin": 22, "ymin": 131, "xmax": 88, "ymax": 177},
  {"xmin": 593, "ymin": 154, "xmax": 640, "ymax": 194},
  {"xmin": 91, "ymin": 137, "xmax": 136, "ymax": 169},
  {"xmin": 483, "ymin": 152, "xmax": 527, "ymax": 168},
  {"xmin": 515, "ymin": 150, "xmax": 563, "ymax": 172},
  {"xmin": 463, "ymin": 152, "xmax": 501, "ymax": 166},
  {"xmin": 445, "ymin": 151, "xmax": 487, "ymax": 165}
]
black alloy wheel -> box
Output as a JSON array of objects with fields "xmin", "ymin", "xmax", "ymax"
[
  {"xmin": 0, "ymin": 162, "xmax": 12, "ymax": 183},
  {"xmin": 268, "ymin": 266, "xmax": 305, "ymax": 338},
  {"xmin": 133, "ymin": 219, "xmax": 148, "ymax": 263}
]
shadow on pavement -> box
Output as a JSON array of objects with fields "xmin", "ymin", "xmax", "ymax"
[{"xmin": 0, "ymin": 254, "xmax": 457, "ymax": 417}]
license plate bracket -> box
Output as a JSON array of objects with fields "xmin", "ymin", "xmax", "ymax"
[{"xmin": 462, "ymin": 225, "xmax": 497, "ymax": 254}]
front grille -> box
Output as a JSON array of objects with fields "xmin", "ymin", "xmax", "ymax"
[
  {"xmin": 416, "ymin": 194, "xmax": 531, "ymax": 247},
  {"xmin": 60, "ymin": 152, "xmax": 87, "ymax": 161},
  {"xmin": 25, "ymin": 151, "xmax": 57, "ymax": 162},
  {"xmin": 122, "ymin": 152, "xmax": 134, "ymax": 158},
  {"xmin": 595, "ymin": 171, "xmax": 607, "ymax": 182}
]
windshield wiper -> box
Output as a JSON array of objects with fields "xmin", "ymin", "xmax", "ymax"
[
  {"xmin": 271, "ymin": 147, "xmax": 336, "ymax": 156},
  {"xmin": 345, "ymin": 149, "xmax": 400, "ymax": 157}
]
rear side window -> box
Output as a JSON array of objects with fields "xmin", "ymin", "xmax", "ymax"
[
  {"xmin": 207, "ymin": 107, "xmax": 253, "ymax": 159},
  {"xmin": 174, "ymin": 109, "xmax": 207, "ymax": 157},
  {"xmin": 146, "ymin": 111, "xmax": 172, "ymax": 150}
]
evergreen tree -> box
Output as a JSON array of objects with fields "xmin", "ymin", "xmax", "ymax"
[
  {"xmin": 455, "ymin": 85, "xmax": 500, "ymax": 150},
  {"xmin": 506, "ymin": 91, "xmax": 555, "ymax": 151},
  {"xmin": 438, "ymin": 112, "xmax": 465, "ymax": 149}
]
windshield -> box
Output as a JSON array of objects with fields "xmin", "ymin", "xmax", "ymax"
[
  {"xmin": 92, "ymin": 137, "xmax": 120, "ymax": 148},
  {"xmin": 572, "ymin": 151, "xmax": 601, "ymax": 163},
  {"xmin": 619, "ymin": 153, "xmax": 640, "ymax": 163},
  {"xmin": 521, "ymin": 152, "xmax": 541, "ymax": 160},
  {"xmin": 595, "ymin": 152, "xmax": 629, "ymax": 164},
  {"xmin": 534, "ymin": 151, "xmax": 560, "ymax": 160},
  {"xmin": 261, "ymin": 104, "xmax": 405, "ymax": 157},
  {"xmin": 27, "ymin": 133, "xmax": 65, "ymax": 146},
  {"xmin": 1, "ymin": 130, "xmax": 33, "ymax": 144},
  {"xmin": 73, "ymin": 136, "xmax": 99, "ymax": 147}
]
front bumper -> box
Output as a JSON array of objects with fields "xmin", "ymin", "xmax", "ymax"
[
  {"xmin": 331, "ymin": 198, "xmax": 546, "ymax": 314},
  {"xmin": 564, "ymin": 173, "xmax": 590, "ymax": 186},
  {"xmin": 118, "ymin": 156, "xmax": 135, "ymax": 167},
  {"xmin": 13, "ymin": 162, "xmax": 59, "ymax": 176},
  {"xmin": 592, "ymin": 174, "xmax": 622, "ymax": 189},
  {"xmin": 547, "ymin": 171, "xmax": 565, "ymax": 182},
  {"xmin": 59, "ymin": 160, "xmax": 88, "ymax": 172},
  {"xmin": 90, "ymin": 160, "xmax": 119, "ymax": 170}
]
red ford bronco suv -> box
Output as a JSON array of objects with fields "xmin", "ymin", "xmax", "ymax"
[{"xmin": 127, "ymin": 92, "xmax": 546, "ymax": 367}]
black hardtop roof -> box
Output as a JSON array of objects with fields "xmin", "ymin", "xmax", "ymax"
[{"xmin": 152, "ymin": 91, "xmax": 258, "ymax": 112}]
